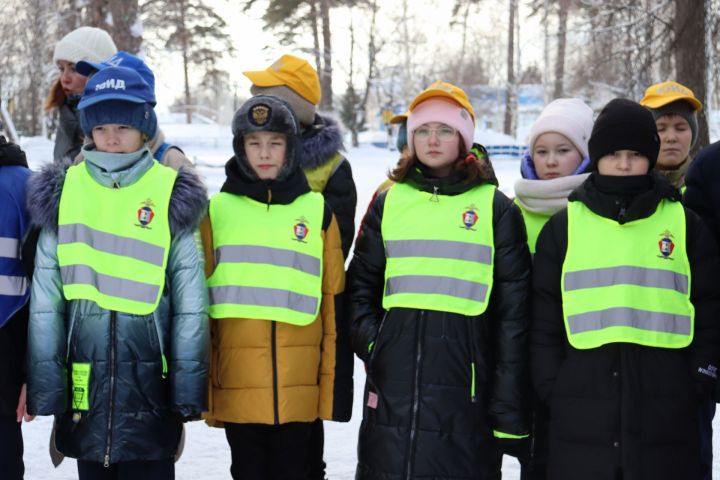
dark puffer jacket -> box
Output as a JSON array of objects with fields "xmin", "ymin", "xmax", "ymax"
[
  {"xmin": 300, "ymin": 114, "xmax": 357, "ymax": 258},
  {"xmin": 531, "ymin": 172, "xmax": 720, "ymax": 480},
  {"xmin": 54, "ymin": 99, "xmax": 84, "ymax": 165},
  {"xmin": 349, "ymin": 165, "xmax": 531, "ymax": 480},
  {"xmin": 26, "ymin": 156, "xmax": 210, "ymax": 464}
]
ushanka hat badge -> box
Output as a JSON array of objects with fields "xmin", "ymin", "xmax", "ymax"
[{"xmin": 250, "ymin": 104, "xmax": 271, "ymax": 126}]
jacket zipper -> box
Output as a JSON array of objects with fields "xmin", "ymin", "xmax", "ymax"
[
  {"xmin": 271, "ymin": 321, "xmax": 279, "ymax": 425},
  {"xmin": 104, "ymin": 311, "xmax": 117, "ymax": 467},
  {"xmin": 468, "ymin": 317, "xmax": 478, "ymax": 403},
  {"xmin": 405, "ymin": 310, "xmax": 425, "ymax": 480}
]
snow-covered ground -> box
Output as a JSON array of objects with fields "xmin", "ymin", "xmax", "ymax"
[{"xmin": 14, "ymin": 127, "xmax": 720, "ymax": 478}]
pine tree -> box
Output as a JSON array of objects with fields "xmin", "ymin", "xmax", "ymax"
[{"xmin": 142, "ymin": 0, "xmax": 234, "ymax": 123}]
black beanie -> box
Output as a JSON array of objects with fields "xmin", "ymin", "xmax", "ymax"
[{"xmin": 588, "ymin": 98, "xmax": 660, "ymax": 170}]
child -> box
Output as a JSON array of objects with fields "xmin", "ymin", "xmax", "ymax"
[
  {"xmin": 531, "ymin": 98, "xmax": 720, "ymax": 480},
  {"xmin": 640, "ymin": 80, "xmax": 702, "ymax": 189},
  {"xmin": 0, "ymin": 137, "xmax": 33, "ymax": 480},
  {"xmin": 26, "ymin": 66, "xmax": 209, "ymax": 480},
  {"xmin": 202, "ymin": 95, "xmax": 349, "ymax": 480},
  {"xmin": 75, "ymin": 51, "xmax": 194, "ymax": 171},
  {"xmin": 45, "ymin": 26, "xmax": 117, "ymax": 164},
  {"xmin": 348, "ymin": 81, "xmax": 531, "ymax": 479},
  {"xmin": 515, "ymin": 98, "xmax": 594, "ymax": 254}
]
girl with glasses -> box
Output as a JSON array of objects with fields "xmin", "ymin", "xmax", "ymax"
[{"xmin": 348, "ymin": 81, "xmax": 531, "ymax": 479}]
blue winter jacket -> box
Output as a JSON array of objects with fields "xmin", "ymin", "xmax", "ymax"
[
  {"xmin": 0, "ymin": 164, "xmax": 31, "ymax": 326},
  {"xmin": 25, "ymin": 151, "xmax": 210, "ymax": 464}
]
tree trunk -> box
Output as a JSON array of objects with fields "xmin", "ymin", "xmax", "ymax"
[
  {"xmin": 319, "ymin": 0, "xmax": 333, "ymax": 111},
  {"xmin": 504, "ymin": 0, "xmax": 516, "ymax": 136},
  {"xmin": 86, "ymin": 0, "xmax": 109, "ymax": 29},
  {"xmin": 180, "ymin": 1, "xmax": 192, "ymax": 124},
  {"xmin": 675, "ymin": 0, "xmax": 708, "ymax": 153},
  {"xmin": 108, "ymin": 0, "xmax": 141, "ymax": 53},
  {"xmin": 553, "ymin": 0, "xmax": 569, "ymax": 99},
  {"xmin": 310, "ymin": 0, "xmax": 322, "ymax": 78}
]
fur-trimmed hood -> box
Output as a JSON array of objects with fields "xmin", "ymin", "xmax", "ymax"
[
  {"xmin": 27, "ymin": 162, "xmax": 207, "ymax": 236},
  {"xmin": 300, "ymin": 114, "xmax": 344, "ymax": 169}
]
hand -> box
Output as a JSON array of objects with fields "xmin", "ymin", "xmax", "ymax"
[{"xmin": 16, "ymin": 384, "xmax": 35, "ymax": 423}]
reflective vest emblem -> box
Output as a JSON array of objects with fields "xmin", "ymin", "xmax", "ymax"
[
  {"xmin": 462, "ymin": 204, "xmax": 479, "ymax": 230},
  {"xmin": 658, "ymin": 230, "xmax": 675, "ymax": 259},
  {"xmin": 137, "ymin": 199, "xmax": 156, "ymax": 228},
  {"xmin": 293, "ymin": 216, "xmax": 309, "ymax": 242}
]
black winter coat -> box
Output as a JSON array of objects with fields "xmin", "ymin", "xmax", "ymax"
[
  {"xmin": 300, "ymin": 114, "xmax": 357, "ymax": 258},
  {"xmin": 349, "ymin": 165, "xmax": 531, "ymax": 480},
  {"xmin": 531, "ymin": 173, "xmax": 720, "ymax": 480}
]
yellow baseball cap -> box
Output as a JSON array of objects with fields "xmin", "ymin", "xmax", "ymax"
[
  {"xmin": 389, "ymin": 111, "xmax": 409, "ymax": 124},
  {"xmin": 409, "ymin": 81, "xmax": 476, "ymax": 122},
  {"xmin": 243, "ymin": 54, "xmax": 322, "ymax": 106},
  {"xmin": 640, "ymin": 81, "xmax": 702, "ymax": 111}
]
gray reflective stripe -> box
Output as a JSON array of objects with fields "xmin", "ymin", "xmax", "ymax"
[
  {"xmin": 0, "ymin": 237, "xmax": 20, "ymax": 259},
  {"xmin": 568, "ymin": 307, "xmax": 691, "ymax": 335},
  {"xmin": 60, "ymin": 264, "xmax": 159, "ymax": 304},
  {"xmin": 565, "ymin": 266, "xmax": 688, "ymax": 294},
  {"xmin": 58, "ymin": 224, "xmax": 165, "ymax": 267},
  {"xmin": 0, "ymin": 275, "xmax": 28, "ymax": 296},
  {"xmin": 216, "ymin": 245, "xmax": 320, "ymax": 276},
  {"xmin": 209, "ymin": 285, "xmax": 318, "ymax": 315},
  {"xmin": 385, "ymin": 239, "xmax": 492, "ymax": 264},
  {"xmin": 385, "ymin": 275, "xmax": 489, "ymax": 302}
]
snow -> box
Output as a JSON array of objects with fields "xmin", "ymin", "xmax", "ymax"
[{"xmin": 13, "ymin": 129, "xmax": 718, "ymax": 478}]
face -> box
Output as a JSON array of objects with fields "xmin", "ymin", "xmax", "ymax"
[
  {"xmin": 244, "ymin": 131, "xmax": 287, "ymax": 180},
  {"xmin": 597, "ymin": 150, "xmax": 650, "ymax": 176},
  {"xmin": 532, "ymin": 132, "xmax": 583, "ymax": 179},
  {"xmin": 91, "ymin": 124, "xmax": 144, "ymax": 153},
  {"xmin": 413, "ymin": 122, "xmax": 460, "ymax": 177},
  {"xmin": 57, "ymin": 60, "xmax": 88, "ymax": 96},
  {"xmin": 655, "ymin": 115, "xmax": 692, "ymax": 168}
]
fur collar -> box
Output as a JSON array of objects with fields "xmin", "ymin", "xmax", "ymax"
[
  {"xmin": 27, "ymin": 162, "xmax": 207, "ymax": 236},
  {"xmin": 300, "ymin": 114, "xmax": 345, "ymax": 169}
]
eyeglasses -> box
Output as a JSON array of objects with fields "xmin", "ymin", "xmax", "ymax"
[{"xmin": 414, "ymin": 126, "xmax": 457, "ymax": 141}]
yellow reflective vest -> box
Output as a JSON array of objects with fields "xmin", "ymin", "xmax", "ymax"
[
  {"xmin": 206, "ymin": 191, "xmax": 325, "ymax": 325},
  {"xmin": 561, "ymin": 199, "xmax": 694, "ymax": 349},
  {"xmin": 381, "ymin": 182, "xmax": 496, "ymax": 316},
  {"xmin": 514, "ymin": 199, "xmax": 550, "ymax": 255},
  {"xmin": 57, "ymin": 161, "xmax": 176, "ymax": 315}
]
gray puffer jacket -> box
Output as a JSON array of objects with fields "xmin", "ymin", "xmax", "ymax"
[{"xmin": 25, "ymin": 152, "xmax": 209, "ymax": 464}]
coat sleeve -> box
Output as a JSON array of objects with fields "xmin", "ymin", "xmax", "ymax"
[
  {"xmin": 684, "ymin": 145, "xmax": 720, "ymax": 241},
  {"xmin": 487, "ymin": 191, "xmax": 532, "ymax": 437},
  {"xmin": 318, "ymin": 210, "xmax": 352, "ymax": 422},
  {"xmin": 530, "ymin": 211, "xmax": 569, "ymax": 404},
  {"xmin": 323, "ymin": 159, "xmax": 357, "ymax": 259},
  {"xmin": 684, "ymin": 207, "xmax": 720, "ymax": 394},
  {"xmin": 167, "ymin": 231, "xmax": 210, "ymax": 417},
  {"xmin": 347, "ymin": 191, "xmax": 387, "ymax": 363},
  {"xmin": 26, "ymin": 229, "xmax": 68, "ymax": 416}
]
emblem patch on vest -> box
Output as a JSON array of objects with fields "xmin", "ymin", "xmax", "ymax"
[
  {"xmin": 293, "ymin": 216, "xmax": 309, "ymax": 243},
  {"xmin": 249, "ymin": 104, "xmax": 271, "ymax": 126},
  {"xmin": 461, "ymin": 204, "xmax": 479, "ymax": 230},
  {"xmin": 658, "ymin": 230, "xmax": 675, "ymax": 260},
  {"xmin": 136, "ymin": 199, "xmax": 156, "ymax": 229}
]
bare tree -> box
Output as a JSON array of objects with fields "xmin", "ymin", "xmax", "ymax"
[
  {"xmin": 504, "ymin": 0, "xmax": 517, "ymax": 136},
  {"xmin": 675, "ymin": 0, "xmax": 709, "ymax": 152}
]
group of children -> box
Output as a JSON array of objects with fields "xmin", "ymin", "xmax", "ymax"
[{"xmin": 2, "ymin": 23, "xmax": 720, "ymax": 480}]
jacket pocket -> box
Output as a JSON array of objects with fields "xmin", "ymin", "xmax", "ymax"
[{"xmin": 367, "ymin": 310, "xmax": 389, "ymax": 374}]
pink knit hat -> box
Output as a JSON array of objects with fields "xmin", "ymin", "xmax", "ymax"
[{"xmin": 407, "ymin": 97, "xmax": 475, "ymax": 155}]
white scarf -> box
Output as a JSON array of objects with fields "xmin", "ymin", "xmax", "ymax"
[{"xmin": 513, "ymin": 173, "xmax": 590, "ymax": 216}]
